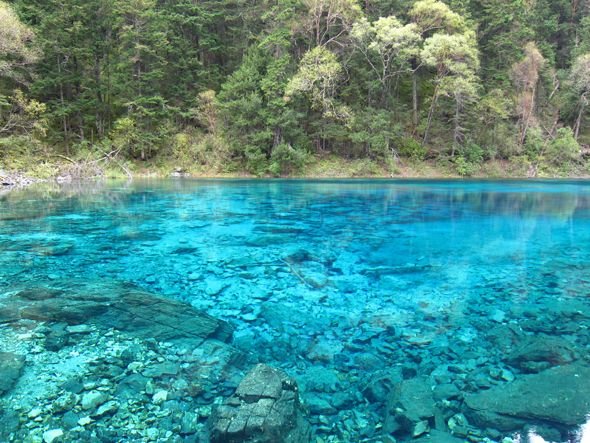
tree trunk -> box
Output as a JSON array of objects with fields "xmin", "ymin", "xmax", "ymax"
[
  {"xmin": 519, "ymin": 85, "xmax": 537, "ymax": 146},
  {"xmin": 57, "ymin": 55, "xmax": 69, "ymax": 155},
  {"xmin": 422, "ymin": 83, "xmax": 439, "ymax": 147},
  {"xmin": 452, "ymin": 95, "xmax": 463, "ymax": 156},
  {"xmin": 574, "ymin": 94, "xmax": 587, "ymax": 140},
  {"xmin": 412, "ymin": 69, "xmax": 418, "ymax": 129}
]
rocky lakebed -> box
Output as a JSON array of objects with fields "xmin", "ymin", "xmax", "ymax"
[
  {"xmin": 0, "ymin": 278, "xmax": 589, "ymax": 443},
  {"xmin": 1, "ymin": 180, "xmax": 590, "ymax": 443}
]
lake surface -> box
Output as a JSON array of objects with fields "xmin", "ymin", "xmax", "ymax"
[{"xmin": 1, "ymin": 179, "xmax": 590, "ymax": 443}]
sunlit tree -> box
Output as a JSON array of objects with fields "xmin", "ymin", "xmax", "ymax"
[
  {"xmin": 0, "ymin": 1, "xmax": 38, "ymax": 85},
  {"xmin": 570, "ymin": 53, "xmax": 590, "ymax": 140},
  {"xmin": 511, "ymin": 42, "xmax": 545, "ymax": 146}
]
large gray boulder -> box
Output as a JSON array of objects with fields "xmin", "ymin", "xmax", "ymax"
[
  {"xmin": 465, "ymin": 363, "xmax": 590, "ymax": 431},
  {"xmin": 209, "ymin": 364, "xmax": 311, "ymax": 443}
]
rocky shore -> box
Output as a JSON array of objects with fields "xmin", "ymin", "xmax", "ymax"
[{"xmin": 0, "ymin": 170, "xmax": 42, "ymax": 188}]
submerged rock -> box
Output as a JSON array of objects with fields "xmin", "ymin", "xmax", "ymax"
[
  {"xmin": 209, "ymin": 364, "xmax": 311, "ymax": 443},
  {"xmin": 0, "ymin": 352, "xmax": 25, "ymax": 395},
  {"xmin": 505, "ymin": 335, "xmax": 576, "ymax": 373},
  {"xmin": 384, "ymin": 376, "xmax": 436, "ymax": 437},
  {"xmin": 2, "ymin": 280, "xmax": 234, "ymax": 345},
  {"xmin": 42, "ymin": 429, "xmax": 64, "ymax": 443},
  {"xmin": 81, "ymin": 391, "xmax": 108, "ymax": 410},
  {"xmin": 465, "ymin": 363, "xmax": 590, "ymax": 431}
]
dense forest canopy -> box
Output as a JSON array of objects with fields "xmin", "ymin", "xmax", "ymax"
[{"xmin": 0, "ymin": 0, "xmax": 589, "ymax": 176}]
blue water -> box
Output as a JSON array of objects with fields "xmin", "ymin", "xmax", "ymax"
[{"xmin": 1, "ymin": 179, "xmax": 590, "ymax": 443}]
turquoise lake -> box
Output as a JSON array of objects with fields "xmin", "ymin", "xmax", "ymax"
[{"xmin": 1, "ymin": 179, "xmax": 590, "ymax": 443}]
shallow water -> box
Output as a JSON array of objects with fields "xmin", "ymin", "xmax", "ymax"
[{"xmin": 1, "ymin": 179, "xmax": 590, "ymax": 443}]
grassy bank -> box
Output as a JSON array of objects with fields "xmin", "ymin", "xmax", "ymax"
[{"xmin": 3, "ymin": 152, "xmax": 590, "ymax": 182}]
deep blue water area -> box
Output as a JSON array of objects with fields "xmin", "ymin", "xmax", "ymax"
[{"xmin": 1, "ymin": 179, "xmax": 590, "ymax": 443}]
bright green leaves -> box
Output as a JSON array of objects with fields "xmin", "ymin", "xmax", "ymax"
[
  {"xmin": 0, "ymin": 1, "xmax": 38, "ymax": 85},
  {"xmin": 351, "ymin": 17, "xmax": 421, "ymax": 92},
  {"xmin": 0, "ymin": 89, "xmax": 46, "ymax": 136},
  {"xmin": 409, "ymin": 0, "xmax": 466, "ymax": 35},
  {"xmin": 570, "ymin": 54, "xmax": 590, "ymax": 97},
  {"xmin": 569, "ymin": 53, "xmax": 590, "ymax": 139},
  {"xmin": 299, "ymin": 0, "xmax": 362, "ymax": 47},
  {"xmin": 421, "ymin": 32, "xmax": 479, "ymax": 78},
  {"xmin": 285, "ymin": 46, "xmax": 348, "ymax": 119}
]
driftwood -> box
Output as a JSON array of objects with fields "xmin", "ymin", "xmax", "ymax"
[{"xmin": 55, "ymin": 147, "xmax": 131, "ymax": 180}]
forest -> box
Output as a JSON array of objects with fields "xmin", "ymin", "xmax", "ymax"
[{"xmin": 0, "ymin": 0, "xmax": 589, "ymax": 177}]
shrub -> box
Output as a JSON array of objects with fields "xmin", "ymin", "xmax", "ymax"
[
  {"xmin": 454, "ymin": 155, "xmax": 480, "ymax": 176},
  {"xmin": 269, "ymin": 143, "xmax": 308, "ymax": 176},
  {"xmin": 524, "ymin": 127, "xmax": 544, "ymax": 161},
  {"xmin": 397, "ymin": 137, "xmax": 427, "ymax": 161},
  {"xmin": 546, "ymin": 127, "xmax": 580, "ymax": 166},
  {"xmin": 461, "ymin": 142, "xmax": 485, "ymax": 164}
]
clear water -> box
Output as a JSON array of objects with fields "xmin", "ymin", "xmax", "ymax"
[{"xmin": 1, "ymin": 179, "xmax": 590, "ymax": 443}]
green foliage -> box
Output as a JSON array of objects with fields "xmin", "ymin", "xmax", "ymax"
[
  {"xmin": 269, "ymin": 143, "xmax": 308, "ymax": 176},
  {"xmin": 454, "ymin": 155, "xmax": 479, "ymax": 176},
  {"xmin": 286, "ymin": 46, "xmax": 349, "ymax": 119},
  {"xmin": 397, "ymin": 136, "xmax": 427, "ymax": 161},
  {"xmin": 0, "ymin": 0, "xmax": 587, "ymax": 177},
  {"xmin": 0, "ymin": 1, "xmax": 38, "ymax": 85},
  {"xmin": 523, "ymin": 126, "xmax": 544, "ymax": 161},
  {"xmin": 461, "ymin": 142, "xmax": 485, "ymax": 164},
  {"xmin": 545, "ymin": 127, "xmax": 580, "ymax": 167}
]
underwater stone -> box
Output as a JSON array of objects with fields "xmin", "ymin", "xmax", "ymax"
[
  {"xmin": 180, "ymin": 411, "xmax": 199, "ymax": 434},
  {"xmin": 432, "ymin": 383, "xmax": 461, "ymax": 401},
  {"xmin": 6, "ymin": 281, "xmax": 234, "ymax": 344},
  {"xmin": 304, "ymin": 396, "xmax": 336, "ymax": 415},
  {"xmin": 384, "ymin": 377, "xmax": 436, "ymax": 436},
  {"xmin": 465, "ymin": 363, "xmax": 590, "ymax": 431},
  {"xmin": 413, "ymin": 429, "xmax": 466, "ymax": 443},
  {"xmin": 42, "ymin": 429, "xmax": 63, "ymax": 443},
  {"xmin": 143, "ymin": 362, "xmax": 180, "ymax": 378},
  {"xmin": 209, "ymin": 364, "xmax": 311, "ymax": 443},
  {"xmin": 152, "ymin": 390, "xmax": 168, "ymax": 404},
  {"xmin": 204, "ymin": 278, "xmax": 227, "ymax": 296},
  {"xmin": 44, "ymin": 323, "xmax": 70, "ymax": 352},
  {"xmin": 93, "ymin": 400, "xmax": 119, "ymax": 417},
  {"xmin": 62, "ymin": 411, "xmax": 79, "ymax": 430},
  {"xmin": 300, "ymin": 366, "xmax": 342, "ymax": 393},
  {"xmin": 52, "ymin": 392, "xmax": 78, "ymax": 413},
  {"xmin": 505, "ymin": 335, "xmax": 576, "ymax": 373},
  {"xmin": 81, "ymin": 391, "xmax": 108, "ymax": 410},
  {"xmin": 0, "ymin": 408, "xmax": 20, "ymax": 435},
  {"xmin": 146, "ymin": 428, "xmax": 159, "ymax": 441},
  {"xmin": 412, "ymin": 420, "xmax": 430, "ymax": 437},
  {"xmin": 306, "ymin": 339, "xmax": 343, "ymax": 363},
  {"xmin": 0, "ymin": 352, "xmax": 25, "ymax": 395}
]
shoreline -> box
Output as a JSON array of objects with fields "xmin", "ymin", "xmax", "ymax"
[{"xmin": 2, "ymin": 158, "xmax": 590, "ymax": 190}]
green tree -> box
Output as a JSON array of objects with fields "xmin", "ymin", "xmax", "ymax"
[
  {"xmin": 420, "ymin": 31, "xmax": 479, "ymax": 148},
  {"xmin": 511, "ymin": 42, "xmax": 546, "ymax": 146},
  {"xmin": 351, "ymin": 16, "xmax": 421, "ymax": 103},
  {"xmin": 569, "ymin": 53, "xmax": 590, "ymax": 140},
  {"xmin": 0, "ymin": 0, "xmax": 38, "ymax": 85}
]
